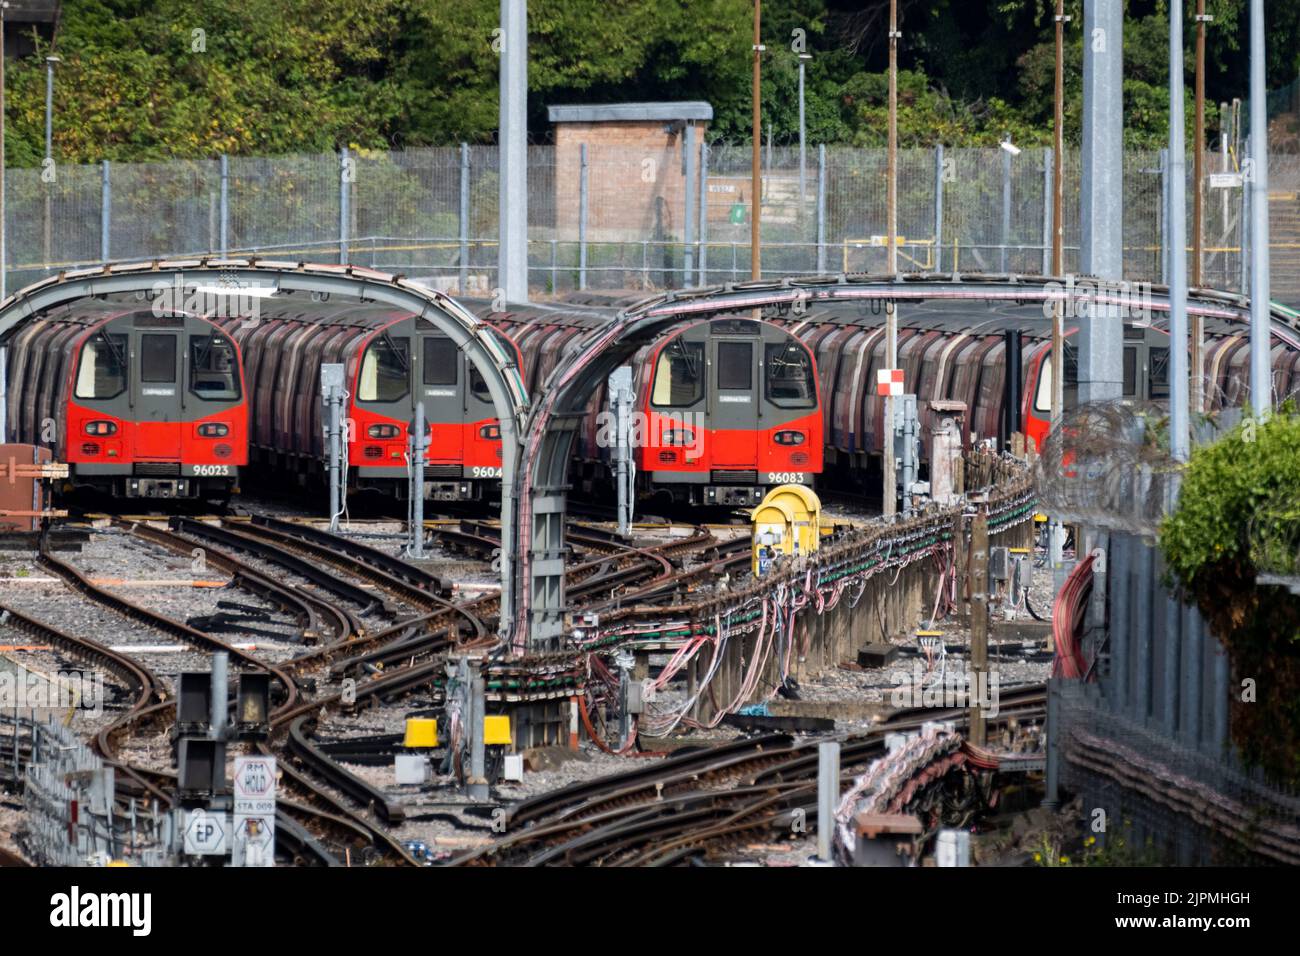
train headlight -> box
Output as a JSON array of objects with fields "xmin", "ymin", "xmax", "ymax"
[
  {"xmin": 662, "ymin": 428, "xmax": 695, "ymax": 446},
  {"xmin": 774, "ymin": 430, "xmax": 806, "ymax": 446},
  {"xmin": 197, "ymin": 423, "xmax": 229, "ymax": 438},
  {"xmin": 479, "ymin": 424, "xmax": 501, "ymax": 440},
  {"xmin": 84, "ymin": 420, "xmax": 117, "ymax": 436},
  {"xmin": 368, "ymin": 424, "xmax": 400, "ymax": 439}
]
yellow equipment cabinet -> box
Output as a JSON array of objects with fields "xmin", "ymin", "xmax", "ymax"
[
  {"xmin": 403, "ymin": 718, "xmax": 439, "ymax": 748},
  {"xmin": 752, "ymin": 498, "xmax": 796, "ymax": 576},
  {"xmin": 483, "ymin": 715, "xmax": 513, "ymax": 746},
  {"xmin": 751, "ymin": 484, "xmax": 822, "ymax": 576}
]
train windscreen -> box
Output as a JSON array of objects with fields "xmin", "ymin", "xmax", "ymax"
[
  {"xmin": 190, "ymin": 334, "xmax": 241, "ymax": 400},
  {"xmin": 74, "ymin": 333, "xmax": 128, "ymax": 399},
  {"xmin": 359, "ymin": 335, "xmax": 410, "ymax": 402},
  {"xmin": 651, "ymin": 340, "xmax": 704, "ymax": 407},
  {"xmin": 765, "ymin": 342, "xmax": 815, "ymax": 408}
]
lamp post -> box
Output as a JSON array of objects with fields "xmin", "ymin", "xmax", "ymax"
[
  {"xmin": 798, "ymin": 52, "xmax": 811, "ymax": 207},
  {"xmin": 43, "ymin": 55, "xmax": 59, "ymax": 271},
  {"xmin": 44, "ymin": 55, "xmax": 59, "ymax": 161},
  {"xmin": 1, "ymin": 1, "xmax": 8, "ymax": 300}
]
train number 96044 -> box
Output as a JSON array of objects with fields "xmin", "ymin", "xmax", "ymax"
[{"xmin": 470, "ymin": 466, "xmax": 504, "ymax": 479}]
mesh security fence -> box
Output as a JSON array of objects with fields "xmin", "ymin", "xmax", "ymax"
[{"xmin": 4, "ymin": 143, "xmax": 1298, "ymax": 305}]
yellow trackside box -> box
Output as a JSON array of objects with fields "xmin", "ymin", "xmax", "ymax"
[
  {"xmin": 483, "ymin": 715, "xmax": 512, "ymax": 746},
  {"xmin": 403, "ymin": 718, "xmax": 438, "ymax": 748},
  {"xmin": 751, "ymin": 484, "xmax": 822, "ymax": 576}
]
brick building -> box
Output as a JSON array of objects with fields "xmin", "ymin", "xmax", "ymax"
[{"xmin": 549, "ymin": 102, "xmax": 712, "ymax": 243}]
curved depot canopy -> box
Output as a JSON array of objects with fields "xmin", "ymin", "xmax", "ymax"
[{"xmin": 0, "ymin": 258, "xmax": 529, "ymax": 630}]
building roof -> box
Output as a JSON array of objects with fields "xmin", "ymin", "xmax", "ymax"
[{"xmin": 547, "ymin": 102, "xmax": 714, "ymax": 124}]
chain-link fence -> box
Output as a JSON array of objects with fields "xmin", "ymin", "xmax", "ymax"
[{"xmin": 5, "ymin": 144, "xmax": 1300, "ymax": 304}]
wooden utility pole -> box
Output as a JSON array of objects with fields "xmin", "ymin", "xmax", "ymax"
[
  {"xmin": 969, "ymin": 507, "xmax": 989, "ymax": 747},
  {"xmin": 1051, "ymin": 0, "xmax": 1065, "ymax": 425},
  {"xmin": 751, "ymin": 0, "xmax": 763, "ymax": 281},
  {"xmin": 883, "ymin": 0, "xmax": 900, "ymax": 516},
  {"xmin": 1191, "ymin": 0, "xmax": 1207, "ymax": 413},
  {"xmin": 1, "ymin": 3, "xmax": 7, "ymax": 301},
  {"xmin": 1046, "ymin": 0, "xmax": 1066, "ymax": 568}
]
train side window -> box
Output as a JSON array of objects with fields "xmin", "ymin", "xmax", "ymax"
[
  {"xmin": 651, "ymin": 340, "xmax": 704, "ymax": 407},
  {"xmin": 1148, "ymin": 346, "xmax": 1170, "ymax": 399},
  {"xmin": 358, "ymin": 335, "xmax": 410, "ymax": 403},
  {"xmin": 423, "ymin": 337, "xmax": 458, "ymax": 386},
  {"xmin": 764, "ymin": 343, "xmax": 815, "ymax": 408},
  {"xmin": 74, "ymin": 333, "xmax": 128, "ymax": 399},
  {"xmin": 1123, "ymin": 346, "xmax": 1138, "ymax": 397},
  {"xmin": 189, "ymin": 334, "xmax": 241, "ymax": 401},
  {"xmin": 717, "ymin": 341, "xmax": 752, "ymax": 390},
  {"xmin": 140, "ymin": 334, "xmax": 177, "ymax": 383},
  {"xmin": 1034, "ymin": 356, "xmax": 1052, "ymax": 413}
]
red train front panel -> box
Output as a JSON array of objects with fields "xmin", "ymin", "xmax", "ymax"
[
  {"xmin": 64, "ymin": 311, "xmax": 247, "ymax": 498},
  {"xmin": 636, "ymin": 318, "xmax": 823, "ymax": 506},
  {"xmin": 347, "ymin": 317, "xmax": 519, "ymax": 500}
]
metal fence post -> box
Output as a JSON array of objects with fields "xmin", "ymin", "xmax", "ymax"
[
  {"xmin": 459, "ymin": 143, "xmax": 470, "ymax": 294},
  {"xmin": 1160, "ymin": 148, "xmax": 1169, "ymax": 285},
  {"xmin": 1000, "ymin": 147, "xmax": 1012, "ymax": 273},
  {"xmin": 1042, "ymin": 147, "xmax": 1053, "ymax": 275},
  {"xmin": 816, "ymin": 741, "xmax": 840, "ymax": 862},
  {"xmin": 1239, "ymin": 147, "xmax": 1251, "ymax": 297},
  {"xmin": 698, "ymin": 141, "xmax": 709, "ymax": 284},
  {"xmin": 578, "ymin": 143, "xmax": 589, "ymax": 290},
  {"xmin": 100, "ymin": 160, "xmax": 111, "ymax": 265},
  {"xmin": 407, "ymin": 401, "xmax": 426, "ymax": 559},
  {"xmin": 933, "ymin": 144, "xmax": 944, "ymax": 272},
  {"xmin": 816, "ymin": 144, "xmax": 827, "ymax": 274},
  {"xmin": 339, "ymin": 146, "xmax": 350, "ymax": 266},
  {"xmin": 683, "ymin": 123, "xmax": 696, "ymax": 286},
  {"xmin": 219, "ymin": 154, "xmax": 229, "ymax": 257}
]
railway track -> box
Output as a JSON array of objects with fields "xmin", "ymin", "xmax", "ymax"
[
  {"xmin": 453, "ymin": 685, "xmax": 1046, "ymax": 866},
  {"xmin": 5, "ymin": 529, "xmax": 420, "ymax": 865}
]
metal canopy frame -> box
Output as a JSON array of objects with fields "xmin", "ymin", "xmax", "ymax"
[
  {"xmin": 514, "ymin": 271, "xmax": 1300, "ymax": 649},
  {"xmin": 0, "ymin": 258, "xmax": 530, "ymax": 634}
]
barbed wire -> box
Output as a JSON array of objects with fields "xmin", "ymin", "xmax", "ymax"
[{"xmin": 1033, "ymin": 401, "xmax": 1184, "ymax": 534}]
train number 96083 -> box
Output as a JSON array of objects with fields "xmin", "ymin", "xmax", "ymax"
[{"xmin": 765, "ymin": 472, "xmax": 807, "ymax": 485}]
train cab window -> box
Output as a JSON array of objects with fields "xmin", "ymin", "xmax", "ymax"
[
  {"xmin": 651, "ymin": 340, "xmax": 704, "ymax": 407},
  {"xmin": 469, "ymin": 365, "xmax": 490, "ymax": 401},
  {"xmin": 764, "ymin": 343, "xmax": 816, "ymax": 408},
  {"xmin": 1148, "ymin": 347, "xmax": 1170, "ymax": 399},
  {"xmin": 1033, "ymin": 346, "xmax": 1081, "ymax": 413},
  {"xmin": 423, "ymin": 337, "xmax": 458, "ymax": 386},
  {"xmin": 140, "ymin": 334, "xmax": 177, "ymax": 383},
  {"xmin": 1123, "ymin": 346, "xmax": 1138, "ymax": 397},
  {"xmin": 717, "ymin": 341, "xmax": 752, "ymax": 390},
  {"xmin": 74, "ymin": 332, "xmax": 128, "ymax": 399},
  {"xmin": 189, "ymin": 334, "xmax": 241, "ymax": 400},
  {"xmin": 358, "ymin": 334, "xmax": 410, "ymax": 402}
]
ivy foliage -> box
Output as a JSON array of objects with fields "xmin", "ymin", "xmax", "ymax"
[{"xmin": 1160, "ymin": 404, "xmax": 1300, "ymax": 784}]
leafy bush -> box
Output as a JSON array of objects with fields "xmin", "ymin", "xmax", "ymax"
[{"xmin": 1160, "ymin": 403, "xmax": 1300, "ymax": 784}]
